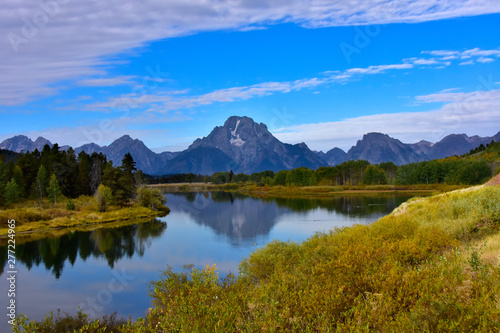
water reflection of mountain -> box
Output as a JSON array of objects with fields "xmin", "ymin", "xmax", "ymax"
[
  {"xmin": 0, "ymin": 219, "xmax": 167, "ymax": 278},
  {"xmin": 166, "ymin": 192, "xmax": 412, "ymax": 243},
  {"xmin": 167, "ymin": 192, "xmax": 283, "ymax": 244}
]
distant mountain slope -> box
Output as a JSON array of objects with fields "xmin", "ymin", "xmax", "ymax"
[
  {"xmin": 73, "ymin": 135, "xmax": 166, "ymax": 175},
  {"xmin": 1, "ymin": 125, "xmax": 498, "ymax": 175},
  {"xmin": 0, "ymin": 135, "xmax": 52, "ymax": 152},
  {"xmin": 164, "ymin": 147, "xmax": 236, "ymax": 175},
  {"xmin": 346, "ymin": 133, "xmax": 422, "ymax": 165},
  {"xmin": 410, "ymin": 140, "xmax": 433, "ymax": 156},
  {"xmin": 164, "ymin": 116, "xmax": 326, "ymax": 174},
  {"xmin": 316, "ymin": 148, "xmax": 347, "ymax": 166},
  {"xmin": 426, "ymin": 132, "xmax": 500, "ymax": 160}
]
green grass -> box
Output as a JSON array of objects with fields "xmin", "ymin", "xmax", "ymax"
[{"xmin": 13, "ymin": 186, "xmax": 500, "ymax": 332}]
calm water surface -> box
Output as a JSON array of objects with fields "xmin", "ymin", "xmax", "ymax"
[{"xmin": 0, "ymin": 192, "xmax": 417, "ymax": 330}]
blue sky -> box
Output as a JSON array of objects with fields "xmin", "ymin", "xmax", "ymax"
[{"xmin": 1, "ymin": 1, "xmax": 500, "ymax": 152}]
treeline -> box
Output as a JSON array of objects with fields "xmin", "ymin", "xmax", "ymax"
[
  {"xmin": 0, "ymin": 144, "xmax": 139, "ymax": 206},
  {"xmin": 395, "ymin": 159, "xmax": 492, "ymax": 185},
  {"xmin": 183, "ymin": 158, "xmax": 492, "ymax": 187}
]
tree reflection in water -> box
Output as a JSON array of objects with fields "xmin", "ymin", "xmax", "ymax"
[{"xmin": 0, "ymin": 219, "xmax": 167, "ymax": 278}]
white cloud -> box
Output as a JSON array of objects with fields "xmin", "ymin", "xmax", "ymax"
[
  {"xmin": 86, "ymin": 61, "xmax": 420, "ymax": 113},
  {"xmin": 477, "ymin": 57, "xmax": 495, "ymax": 63},
  {"xmin": 424, "ymin": 50, "xmax": 459, "ymax": 57},
  {"xmin": 273, "ymin": 89, "xmax": 500, "ymax": 151},
  {"xmin": 462, "ymin": 48, "xmax": 500, "ymax": 57},
  {"xmin": 81, "ymin": 48, "xmax": 499, "ymax": 114},
  {"xmin": 1, "ymin": 0, "xmax": 500, "ymax": 105},
  {"xmin": 423, "ymin": 48, "xmax": 500, "ymax": 64},
  {"xmin": 77, "ymin": 76, "xmax": 138, "ymax": 87},
  {"xmin": 412, "ymin": 58, "xmax": 440, "ymax": 65}
]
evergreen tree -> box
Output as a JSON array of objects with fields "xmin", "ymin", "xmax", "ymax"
[
  {"xmin": 16, "ymin": 151, "xmax": 39, "ymax": 197},
  {"xmin": 13, "ymin": 165, "xmax": 25, "ymax": 197},
  {"xmin": 5, "ymin": 178, "xmax": 21, "ymax": 204},
  {"xmin": 120, "ymin": 153, "xmax": 137, "ymax": 201},
  {"xmin": 35, "ymin": 165, "xmax": 49, "ymax": 202},
  {"xmin": 121, "ymin": 153, "xmax": 137, "ymax": 175},
  {"xmin": 78, "ymin": 151, "xmax": 91, "ymax": 196},
  {"xmin": 0, "ymin": 161, "xmax": 8, "ymax": 204},
  {"xmin": 46, "ymin": 173, "xmax": 62, "ymax": 204},
  {"xmin": 61, "ymin": 147, "xmax": 79, "ymax": 198}
]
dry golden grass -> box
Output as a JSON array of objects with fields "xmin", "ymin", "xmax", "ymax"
[{"xmin": 0, "ymin": 196, "xmax": 168, "ymax": 236}]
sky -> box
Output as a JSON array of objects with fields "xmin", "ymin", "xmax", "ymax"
[{"xmin": 1, "ymin": 0, "xmax": 500, "ymax": 153}]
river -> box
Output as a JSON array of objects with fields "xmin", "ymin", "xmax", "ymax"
[{"xmin": 0, "ymin": 191, "xmax": 418, "ymax": 331}]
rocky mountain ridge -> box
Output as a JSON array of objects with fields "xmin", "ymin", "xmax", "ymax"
[{"xmin": 1, "ymin": 117, "xmax": 499, "ymax": 174}]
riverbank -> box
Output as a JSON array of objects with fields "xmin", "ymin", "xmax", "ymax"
[
  {"xmin": 151, "ymin": 182, "xmax": 467, "ymax": 197},
  {"xmin": 0, "ymin": 196, "xmax": 169, "ymax": 236},
  {"xmin": 16, "ymin": 180, "xmax": 500, "ymax": 331}
]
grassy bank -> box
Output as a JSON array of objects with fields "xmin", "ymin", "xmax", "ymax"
[
  {"xmin": 235, "ymin": 183, "xmax": 465, "ymax": 198},
  {"xmin": 152, "ymin": 182, "xmax": 465, "ymax": 198},
  {"xmin": 0, "ymin": 196, "xmax": 169, "ymax": 236},
  {"xmin": 14, "ymin": 183, "xmax": 500, "ymax": 332}
]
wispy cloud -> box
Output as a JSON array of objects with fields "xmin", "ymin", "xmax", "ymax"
[
  {"xmin": 423, "ymin": 47, "xmax": 500, "ymax": 66},
  {"xmin": 460, "ymin": 60, "xmax": 475, "ymax": 66},
  {"xmin": 1, "ymin": 0, "xmax": 499, "ymax": 105},
  {"xmin": 84, "ymin": 48, "xmax": 499, "ymax": 114},
  {"xmin": 77, "ymin": 76, "xmax": 138, "ymax": 87},
  {"xmin": 477, "ymin": 57, "xmax": 495, "ymax": 63}
]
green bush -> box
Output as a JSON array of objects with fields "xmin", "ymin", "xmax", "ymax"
[
  {"xmin": 66, "ymin": 199, "xmax": 75, "ymax": 211},
  {"xmin": 94, "ymin": 184, "xmax": 112, "ymax": 212},
  {"xmin": 136, "ymin": 186, "xmax": 169, "ymax": 212}
]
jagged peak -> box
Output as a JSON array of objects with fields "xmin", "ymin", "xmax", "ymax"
[
  {"xmin": 7, "ymin": 134, "xmax": 31, "ymax": 141},
  {"xmin": 224, "ymin": 116, "xmax": 267, "ymax": 131},
  {"xmin": 363, "ymin": 132, "xmax": 390, "ymax": 138},
  {"xmin": 108, "ymin": 135, "xmax": 144, "ymax": 147},
  {"xmin": 34, "ymin": 136, "xmax": 51, "ymax": 144}
]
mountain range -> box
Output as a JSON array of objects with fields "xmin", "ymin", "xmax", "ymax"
[{"xmin": 1, "ymin": 116, "xmax": 499, "ymax": 175}]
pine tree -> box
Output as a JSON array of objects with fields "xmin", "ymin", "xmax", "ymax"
[
  {"xmin": 46, "ymin": 173, "xmax": 62, "ymax": 204},
  {"xmin": 36, "ymin": 165, "xmax": 49, "ymax": 201},
  {"xmin": 90, "ymin": 157, "xmax": 103, "ymax": 194},
  {"xmin": 13, "ymin": 165, "xmax": 25, "ymax": 197},
  {"xmin": 5, "ymin": 178, "xmax": 21, "ymax": 205},
  {"xmin": 0, "ymin": 161, "xmax": 8, "ymax": 204}
]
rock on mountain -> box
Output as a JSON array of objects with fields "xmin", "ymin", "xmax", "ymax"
[
  {"xmin": 164, "ymin": 116, "xmax": 326, "ymax": 174},
  {"xmin": 346, "ymin": 132, "xmax": 422, "ymax": 165},
  {"xmin": 0, "ymin": 135, "xmax": 52, "ymax": 152},
  {"xmin": 410, "ymin": 140, "xmax": 433, "ymax": 156},
  {"xmin": 316, "ymin": 148, "xmax": 347, "ymax": 166},
  {"xmin": 158, "ymin": 151, "xmax": 180, "ymax": 161}
]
